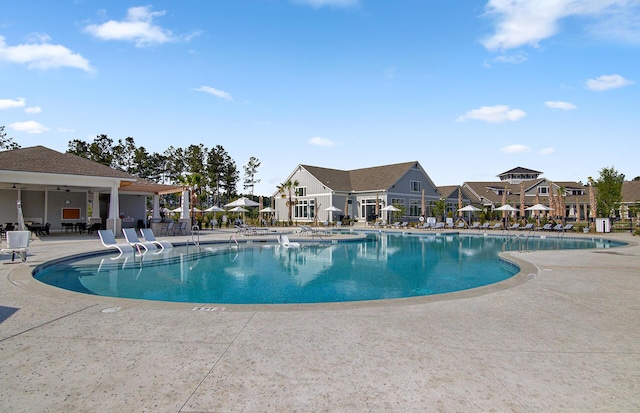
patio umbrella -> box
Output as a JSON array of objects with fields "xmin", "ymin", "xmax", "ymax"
[
  {"xmin": 229, "ymin": 206, "xmax": 248, "ymax": 213},
  {"xmin": 458, "ymin": 188, "xmax": 463, "ymax": 217},
  {"xmin": 172, "ymin": 206, "xmax": 202, "ymax": 213},
  {"xmin": 421, "ymin": 189, "xmax": 426, "ymax": 218},
  {"xmin": 375, "ymin": 193, "xmax": 380, "ymax": 220},
  {"xmin": 204, "ymin": 205, "xmax": 225, "ymax": 212},
  {"xmin": 496, "ymin": 204, "xmax": 518, "ymax": 228},
  {"xmin": 526, "ymin": 203, "xmax": 551, "ymax": 226},
  {"xmin": 458, "ymin": 205, "xmax": 480, "ymax": 224},
  {"xmin": 224, "ymin": 197, "xmax": 259, "ymax": 208},
  {"xmin": 324, "ymin": 205, "xmax": 342, "ymax": 223},
  {"xmin": 381, "ymin": 204, "xmax": 401, "ymax": 222},
  {"xmin": 259, "ymin": 207, "xmax": 276, "ymax": 213}
]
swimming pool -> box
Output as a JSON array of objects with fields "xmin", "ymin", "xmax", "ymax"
[{"xmin": 33, "ymin": 233, "xmax": 624, "ymax": 305}]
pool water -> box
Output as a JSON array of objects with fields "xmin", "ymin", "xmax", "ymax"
[{"xmin": 33, "ymin": 233, "xmax": 623, "ymax": 304}]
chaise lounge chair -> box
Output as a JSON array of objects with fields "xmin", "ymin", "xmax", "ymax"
[
  {"xmin": 540, "ymin": 223, "xmax": 553, "ymax": 231},
  {"xmin": 123, "ymin": 228, "xmax": 158, "ymax": 253},
  {"xmin": 98, "ymin": 230, "xmax": 135, "ymax": 256},
  {"xmin": 0, "ymin": 231, "xmax": 30, "ymax": 262},
  {"xmin": 140, "ymin": 228, "xmax": 173, "ymax": 250},
  {"xmin": 277, "ymin": 234, "xmax": 301, "ymax": 248},
  {"xmin": 520, "ymin": 223, "xmax": 535, "ymax": 231},
  {"xmin": 490, "ymin": 223, "xmax": 502, "ymax": 230}
]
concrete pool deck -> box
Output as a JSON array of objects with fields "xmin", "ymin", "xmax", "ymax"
[{"xmin": 1, "ymin": 228, "xmax": 639, "ymax": 412}]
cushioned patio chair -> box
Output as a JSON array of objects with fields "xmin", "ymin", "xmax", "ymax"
[{"xmin": 1, "ymin": 231, "xmax": 31, "ymax": 262}]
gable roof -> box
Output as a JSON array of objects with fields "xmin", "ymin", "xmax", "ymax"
[
  {"xmin": 497, "ymin": 166, "xmax": 543, "ymax": 177},
  {"xmin": 301, "ymin": 161, "xmax": 422, "ymax": 192},
  {"xmin": 0, "ymin": 146, "xmax": 135, "ymax": 180},
  {"xmin": 622, "ymin": 181, "xmax": 640, "ymax": 203}
]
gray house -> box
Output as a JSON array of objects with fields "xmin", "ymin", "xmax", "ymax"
[{"xmin": 272, "ymin": 161, "xmax": 442, "ymax": 224}]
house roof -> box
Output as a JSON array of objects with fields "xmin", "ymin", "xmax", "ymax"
[
  {"xmin": 301, "ymin": 161, "xmax": 421, "ymax": 192},
  {"xmin": 497, "ymin": 166, "xmax": 543, "ymax": 177},
  {"xmin": 622, "ymin": 181, "xmax": 640, "ymax": 203},
  {"xmin": 0, "ymin": 146, "xmax": 182, "ymax": 195},
  {"xmin": 0, "ymin": 146, "xmax": 135, "ymax": 180}
]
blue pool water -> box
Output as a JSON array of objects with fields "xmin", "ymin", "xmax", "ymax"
[{"xmin": 34, "ymin": 233, "xmax": 624, "ymax": 304}]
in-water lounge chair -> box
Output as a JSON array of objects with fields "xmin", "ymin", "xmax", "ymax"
[
  {"xmin": 277, "ymin": 234, "xmax": 301, "ymax": 248},
  {"xmin": 123, "ymin": 228, "xmax": 158, "ymax": 253},
  {"xmin": 0, "ymin": 231, "xmax": 30, "ymax": 262},
  {"xmin": 98, "ymin": 230, "xmax": 135, "ymax": 256},
  {"xmin": 140, "ymin": 228, "xmax": 173, "ymax": 250}
]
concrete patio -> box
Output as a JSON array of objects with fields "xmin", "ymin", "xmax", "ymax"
[{"xmin": 1, "ymin": 229, "xmax": 639, "ymax": 412}]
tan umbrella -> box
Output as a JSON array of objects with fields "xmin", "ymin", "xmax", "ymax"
[
  {"xmin": 344, "ymin": 197, "xmax": 349, "ymax": 219},
  {"xmin": 519, "ymin": 181, "xmax": 525, "ymax": 222},
  {"xmin": 457, "ymin": 187, "xmax": 463, "ymax": 217},
  {"xmin": 535, "ymin": 191, "xmax": 541, "ymax": 222},
  {"xmin": 589, "ymin": 181, "xmax": 597, "ymax": 230},
  {"xmin": 421, "ymin": 189, "xmax": 426, "ymax": 218},
  {"xmin": 258, "ymin": 196, "xmax": 264, "ymax": 223},
  {"xmin": 375, "ymin": 193, "xmax": 379, "ymax": 220},
  {"xmin": 501, "ymin": 185, "xmax": 508, "ymax": 222}
]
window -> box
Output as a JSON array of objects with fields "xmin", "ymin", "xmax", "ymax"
[
  {"xmin": 391, "ymin": 198, "xmax": 404, "ymax": 207},
  {"xmin": 294, "ymin": 199, "xmax": 314, "ymax": 219},
  {"xmin": 410, "ymin": 181, "xmax": 421, "ymax": 192},
  {"xmin": 538, "ymin": 187, "xmax": 548, "ymax": 194},
  {"xmin": 296, "ymin": 187, "xmax": 307, "ymax": 197},
  {"xmin": 409, "ymin": 200, "xmax": 421, "ymax": 216}
]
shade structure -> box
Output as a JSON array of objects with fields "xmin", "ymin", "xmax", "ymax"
[
  {"xmin": 495, "ymin": 204, "xmax": 519, "ymax": 212},
  {"xmin": 224, "ymin": 197, "xmax": 259, "ymax": 208},
  {"xmin": 381, "ymin": 204, "xmax": 401, "ymax": 222},
  {"xmin": 458, "ymin": 205, "xmax": 481, "ymax": 212},
  {"xmin": 204, "ymin": 205, "xmax": 225, "ymax": 212},
  {"xmin": 324, "ymin": 206, "xmax": 342, "ymax": 212},
  {"xmin": 259, "ymin": 207, "xmax": 276, "ymax": 213},
  {"xmin": 171, "ymin": 206, "xmax": 202, "ymax": 213},
  {"xmin": 525, "ymin": 204, "xmax": 551, "ymax": 212},
  {"xmin": 228, "ymin": 206, "xmax": 249, "ymax": 213}
]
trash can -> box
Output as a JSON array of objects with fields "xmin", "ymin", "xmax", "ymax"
[{"xmin": 595, "ymin": 218, "xmax": 610, "ymax": 233}]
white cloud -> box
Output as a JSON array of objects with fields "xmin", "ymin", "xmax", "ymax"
[
  {"xmin": 0, "ymin": 35, "xmax": 92, "ymax": 71},
  {"xmin": 194, "ymin": 86, "xmax": 233, "ymax": 101},
  {"xmin": 291, "ymin": 0, "xmax": 359, "ymax": 8},
  {"xmin": 500, "ymin": 144, "xmax": 531, "ymax": 154},
  {"xmin": 84, "ymin": 6, "xmax": 190, "ymax": 47},
  {"xmin": 308, "ymin": 136, "xmax": 336, "ymax": 147},
  {"xmin": 482, "ymin": 0, "xmax": 638, "ymax": 51},
  {"xmin": 0, "ymin": 97, "xmax": 26, "ymax": 109},
  {"xmin": 539, "ymin": 147, "xmax": 556, "ymax": 155},
  {"xmin": 457, "ymin": 105, "xmax": 526, "ymax": 123},
  {"xmin": 9, "ymin": 120, "xmax": 49, "ymax": 134},
  {"xmin": 545, "ymin": 101, "xmax": 577, "ymax": 110},
  {"xmin": 25, "ymin": 106, "xmax": 42, "ymax": 114},
  {"xmin": 586, "ymin": 74, "xmax": 634, "ymax": 91},
  {"xmin": 492, "ymin": 51, "xmax": 528, "ymax": 64},
  {"xmin": 57, "ymin": 127, "xmax": 75, "ymax": 133}
]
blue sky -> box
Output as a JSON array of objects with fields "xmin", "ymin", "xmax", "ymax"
[{"xmin": 1, "ymin": 0, "xmax": 638, "ymax": 195}]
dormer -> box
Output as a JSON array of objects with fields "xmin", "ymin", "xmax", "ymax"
[{"xmin": 497, "ymin": 167, "xmax": 543, "ymax": 184}]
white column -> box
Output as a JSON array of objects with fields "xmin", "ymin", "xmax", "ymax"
[
  {"xmin": 153, "ymin": 195, "xmax": 160, "ymax": 220},
  {"xmin": 106, "ymin": 181, "xmax": 121, "ymax": 235},
  {"xmin": 181, "ymin": 190, "xmax": 189, "ymax": 220},
  {"xmin": 92, "ymin": 192, "xmax": 100, "ymax": 219}
]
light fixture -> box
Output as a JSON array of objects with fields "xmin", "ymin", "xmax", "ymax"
[
  {"xmin": 12, "ymin": 184, "xmax": 16, "ymax": 189},
  {"xmin": 57, "ymin": 186, "xmax": 61, "ymax": 190},
  {"xmin": 65, "ymin": 200, "xmax": 71, "ymax": 204}
]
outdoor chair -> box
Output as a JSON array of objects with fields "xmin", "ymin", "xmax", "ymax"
[
  {"xmin": 122, "ymin": 228, "xmax": 157, "ymax": 253},
  {"xmin": 159, "ymin": 222, "xmax": 174, "ymax": 236},
  {"xmin": 140, "ymin": 228, "xmax": 173, "ymax": 250},
  {"xmin": 520, "ymin": 223, "xmax": 535, "ymax": 231},
  {"xmin": 277, "ymin": 234, "xmax": 300, "ymax": 248},
  {"xmin": 1, "ymin": 231, "xmax": 30, "ymax": 262},
  {"xmin": 507, "ymin": 223, "xmax": 520, "ymax": 230},
  {"xmin": 98, "ymin": 230, "xmax": 135, "ymax": 256}
]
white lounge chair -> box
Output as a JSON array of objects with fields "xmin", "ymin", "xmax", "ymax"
[
  {"xmin": 122, "ymin": 228, "xmax": 157, "ymax": 253},
  {"xmin": 140, "ymin": 228, "xmax": 173, "ymax": 250},
  {"xmin": 1, "ymin": 231, "xmax": 30, "ymax": 262},
  {"xmin": 277, "ymin": 234, "xmax": 300, "ymax": 248},
  {"xmin": 98, "ymin": 230, "xmax": 135, "ymax": 256}
]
